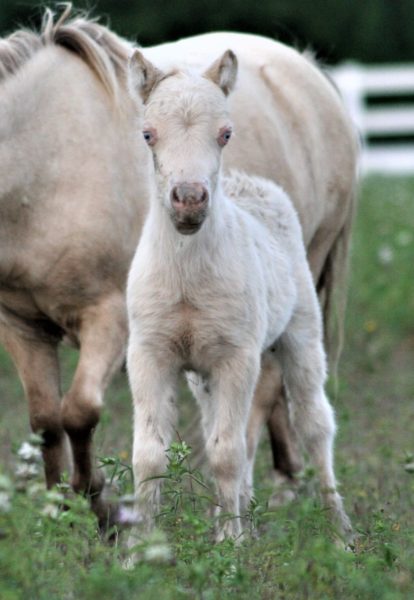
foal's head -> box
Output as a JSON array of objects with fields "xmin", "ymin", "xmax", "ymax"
[{"xmin": 129, "ymin": 50, "xmax": 238, "ymax": 234}]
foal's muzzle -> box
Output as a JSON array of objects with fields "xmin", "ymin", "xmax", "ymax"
[{"xmin": 170, "ymin": 183, "xmax": 209, "ymax": 235}]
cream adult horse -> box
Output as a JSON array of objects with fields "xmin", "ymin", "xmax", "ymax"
[
  {"xmin": 0, "ymin": 5, "xmax": 357, "ymax": 523},
  {"xmin": 126, "ymin": 48, "xmax": 352, "ymax": 541},
  {"xmin": 0, "ymin": 7, "xmax": 146, "ymax": 524}
]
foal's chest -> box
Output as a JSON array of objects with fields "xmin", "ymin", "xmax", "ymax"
[
  {"xmin": 163, "ymin": 299, "xmax": 235, "ymax": 369},
  {"xmin": 170, "ymin": 301, "xmax": 198, "ymax": 359}
]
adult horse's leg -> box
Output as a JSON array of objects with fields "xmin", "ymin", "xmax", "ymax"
[
  {"xmin": 313, "ymin": 198, "xmax": 356, "ymax": 367},
  {"xmin": 0, "ymin": 322, "xmax": 71, "ymax": 487},
  {"xmin": 266, "ymin": 394, "xmax": 301, "ymax": 480},
  {"xmin": 61, "ymin": 292, "xmax": 127, "ymax": 526}
]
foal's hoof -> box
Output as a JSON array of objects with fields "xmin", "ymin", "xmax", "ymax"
[
  {"xmin": 334, "ymin": 530, "xmax": 355, "ymax": 552},
  {"xmin": 122, "ymin": 555, "xmax": 137, "ymax": 571},
  {"xmin": 268, "ymin": 472, "xmax": 297, "ymax": 508},
  {"xmin": 268, "ymin": 487, "xmax": 296, "ymax": 508},
  {"xmin": 122, "ymin": 527, "xmax": 172, "ymax": 570},
  {"xmin": 214, "ymin": 520, "xmax": 244, "ymax": 544},
  {"xmin": 334, "ymin": 517, "xmax": 355, "ymax": 551}
]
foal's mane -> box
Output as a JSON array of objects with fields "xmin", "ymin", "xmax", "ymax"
[{"xmin": 0, "ymin": 3, "xmax": 130, "ymax": 98}]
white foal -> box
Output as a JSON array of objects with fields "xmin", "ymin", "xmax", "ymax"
[{"xmin": 126, "ymin": 49, "xmax": 351, "ymax": 541}]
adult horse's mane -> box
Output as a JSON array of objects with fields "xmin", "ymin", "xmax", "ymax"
[{"xmin": 0, "ymin": 3, "xmax": 130, "ymax": 97}]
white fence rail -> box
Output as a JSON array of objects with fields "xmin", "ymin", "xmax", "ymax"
[{"xmin": 331, "ymin": 63, "xmax": 414, "ymax": 174}]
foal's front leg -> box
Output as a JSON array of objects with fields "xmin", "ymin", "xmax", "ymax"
[
  {"xmin": 206, "ymin": 351, "xmax": 260, "ymax": 541},
  {"xmin": 127, "ymin": 342, "xmax": 178, "ymax": 535}
]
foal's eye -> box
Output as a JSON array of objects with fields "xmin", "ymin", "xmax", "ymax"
[
  {"xmin": 143, "ymin": 128, "xmax": 157, "ymax": 147},
  {"xmin": 218, "ymin": 127, "xmax": 232, "ymax": 147}
]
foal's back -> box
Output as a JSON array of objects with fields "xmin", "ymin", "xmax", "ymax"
[{"xmin": 223, "ymin": 171, "xmax": 304, "ymax": 254}]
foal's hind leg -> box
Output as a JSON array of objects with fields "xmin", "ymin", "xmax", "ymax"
[
  {"xmin": 0, "ymin": 323, "xmax": 71, "ymax": 487},
  {"xmin": 279, "ymin": 305, "xmax": 352, "ymax": 540},
  {"xmin": 61, "ymin": 292, "xmax": 127, "ymax": 527},
  {"xmin": 245, "ymin": 354, "xmax": 302, "ymax": 512}
]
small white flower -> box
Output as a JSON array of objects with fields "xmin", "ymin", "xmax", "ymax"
[
  {"xmin": 45, "ymin": 490, "xmax": 65, "ymax": 504},
  {"xmin": 15, "ymin": 462, "xmax": 40, "ymax": 479},
  {"xmin": 0, "ymin": 491, "xmax": 12, "ymax": 513},
  {"xmin": 41, "ymin": 503, "xmax": 59, "ymax": 519},
  {"xmin": 144, "ymin": 543, "xmax": 172, "ymax": 563},
  {"xmin": 27, "ymin": 483, "xmax": 46, "ymax": 498},
  {"xmin": 377, "ymin": 245, "xmax": 393, "ymax": 265},
  {"xmin": 396, "ymin": 230, "xmax": 412, "ymax": 247},
  {"xmin": 224, "ymin": 563, "xmax": 238, "ymax": 583},
  {"xmin": 0, "ymin": 474, "xmax": 13, "ymax": 491},
  {"xmin": 116, "ymin": 506, "xmax": 142, "ymax": 526},
  {"xmin": 17, "ymin": 442, "xmax": 42, "ymax": 463},
  {"xmin": 28, "ymin": 433, "xmax": 43, "ymax": 447}
]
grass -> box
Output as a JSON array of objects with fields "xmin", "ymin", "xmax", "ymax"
[{"xmin": 1, "ymin": 176, "xmax": 414, "ymax": 599}]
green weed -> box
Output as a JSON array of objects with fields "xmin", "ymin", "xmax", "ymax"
[{"xmin": 1, "ymin": 176, "xmax": 414, "ymax": 598}]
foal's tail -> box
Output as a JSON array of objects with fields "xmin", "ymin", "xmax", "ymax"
[{"xmin": 317, "ymin": 184, "xmax": 357, "ymax": 377}]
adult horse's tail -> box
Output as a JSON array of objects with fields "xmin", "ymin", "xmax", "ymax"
[
  {"xmin": 318, "ymin": 182, "xmax": 357, "ymax": 376},
  {"xmin": 297, "ymin": 50, "xmax": 359, "ymax": 373}
]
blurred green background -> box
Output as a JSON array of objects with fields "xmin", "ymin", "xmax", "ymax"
[{"xmin": 0, "ymin": 0, "xmax": 413, "ymax": 64}]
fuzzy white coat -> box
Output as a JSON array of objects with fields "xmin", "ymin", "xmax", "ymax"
[{"xmin": 126, "ymin": 51, "xmax": 351, "ymax": 541}]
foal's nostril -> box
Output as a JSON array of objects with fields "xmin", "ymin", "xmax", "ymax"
[
  {"xmin": 171, "ymin": 187, "xmax": 181, "ymax": 205},
  {"xmin": 199, "ymin": 188, "xmax": 208, "ymax": 204}
]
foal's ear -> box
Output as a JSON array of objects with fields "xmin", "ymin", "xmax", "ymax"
[
  {"xmin": 203, "ymin": 50, "xmax": 238, "ymax": 96},
  {"xmin": 128, "ymin": 50, "xmax": 164, "ymax": 102}
]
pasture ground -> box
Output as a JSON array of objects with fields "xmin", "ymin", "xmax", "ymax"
[{"xmin": 0, "ymin": 176, "xmax": 413, "ymax": 599}]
